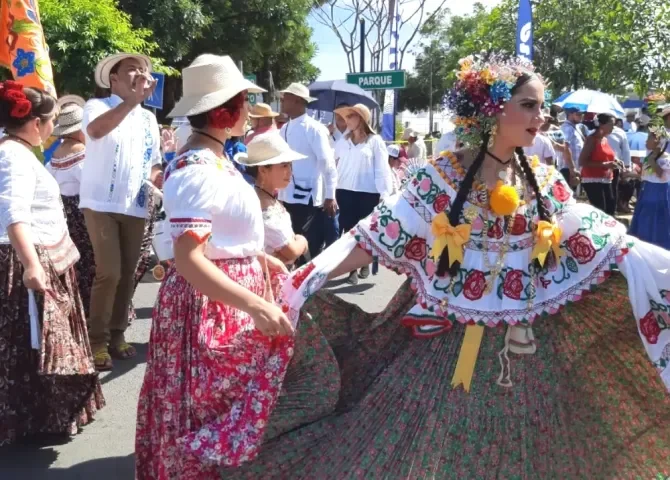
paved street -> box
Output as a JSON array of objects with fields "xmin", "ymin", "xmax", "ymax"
[{"xmin": 0, "ymin": 267, "xmax": 405, "ymax": 479}]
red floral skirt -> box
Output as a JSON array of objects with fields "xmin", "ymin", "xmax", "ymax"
[{"xmin": 135, "ymin": 257, "xmax": 294, "ymax": 480}]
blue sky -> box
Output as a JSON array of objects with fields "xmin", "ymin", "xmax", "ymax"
[{"xmin": 309, "ymin": 0, "xmax": 502, "ymax": 81}]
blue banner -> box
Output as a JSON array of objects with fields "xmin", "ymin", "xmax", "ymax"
[{"xmin": 516, "ymin": 0, "xmax": 533, "ymax": 61}]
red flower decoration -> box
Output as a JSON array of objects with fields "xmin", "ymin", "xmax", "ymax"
[
  {"xmin": 551, "ymin": 181, "xmax": 571, "ymax": 203},
  {"xmin": 639, "ymin": 311, "xmax": 661, "ymax": 344},
  {"xmin": 404, "ymin": 236, "xmax": 427, "ymax": 261},
  {"xmin": 206, "ymin": 92, "xmax": 245, "ymax": 129},
  {"xmin": 566, "ymin": 233, "xmax": 596, "ymax": 264},
  {"xmin": 291, "ymin": 262, "xmax": 316, "ymax": 289},
  {"xmin": 10, "ymin": 99, "xmax": 31, "ymax": 118},
  {"xmin": 432, "ymin": 193, "xmax": 451, "ymax": 213},
  {"xmin": 503, "ymin": 270, "xmax": 524, "ymax": 300},
  {"xmin": 511, "ymin": 214, "xmax": 527, "ymax": 235},
  {"xmin": 463, "ymin": 270, "xmax": 486, "ymax": 301},
  {"xmin": 487, "ymin": 218, "xmax": 504, "ymax": 239},
  {"xmin": 3, "ymin": 90, "xmax": 25, "ymax": 102},
  {"xmin": 3, "ymin": 80, "xmax": 23, "ymax": 91}
]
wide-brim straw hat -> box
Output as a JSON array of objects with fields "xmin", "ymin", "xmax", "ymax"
[
  {"xmin": 234, "ymin": 132, "xmax": 306, "ymax": 167},
  {"xmin": 334, "ymin": 103, "xmax": 376, "ymax": 134},
  {"xmin": 401, "ymin": 127, "xmax": 417, "ymax": 140},
  {"xmin": 249, "ymin": 102, "xmax": 279, "ymax": 118},
  {"xmin": 169, "ymin": 54, "xmax": 265, "ymax": 118},
  {"xmin": 279, "ymin": 83, "xmax": 316, "ymax": 104},
  {"xmin": 57, "ymin": 94, "xmax": 86, "ymax": 108},
  {"xmin": 53, "ymin": 103, "xmax": 84, "ymax": 137},
  {"xmin": 95, "ymin": 53, "xmax": 152, "ymax": 89}
]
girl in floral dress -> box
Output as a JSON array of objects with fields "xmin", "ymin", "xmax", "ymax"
[
  {"xmin": 224, "ymin": 56, "xmax": 670, "ymax": 478},
  {"xmin": 135, "ymin": 54, "xmax": 294, "ymax": 480},
  {"xmin": 0, "ymin": 81, "xmax": 104, "ymax": 446}
]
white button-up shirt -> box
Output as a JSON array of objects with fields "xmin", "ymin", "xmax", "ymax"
[
  {"xmin": 278, "ymin": 114, "xmax": 337, "ymax": 207},
  {"xmin": 80, "ymin": 95, "xmax": 161, "ymax": 218},
  {"xmin": 523, "ymin": 134, "xmax": 556, "ymax": 165},
  {"xmin": 334, "ymin": 134, "xmax": 394, "ymax": 198},
  {"xmin": 607, "ymin": 126, "xmax": 631, "ymax": 167},
  {"xmin": 560, "ymin": 121, "xmax": 585, "ymax": 168}
]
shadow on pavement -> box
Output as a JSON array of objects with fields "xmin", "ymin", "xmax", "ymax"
[
  {"xmin": 100, "ymin": 342, "xmax": 148, "ymax": 386},
  {"xmin": 327, "ymin": 283, "xmax": 375, "ymax": 295},
  {"xmin": 133, "ymin": 306, "xmax": 154, "ymax": 319},
  {"xmin": 0, "ymin": 450, "xmax": 134, "ymax": 479}
]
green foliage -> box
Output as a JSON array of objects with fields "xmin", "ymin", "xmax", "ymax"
[
  {"xmin": 40, "ymin": 0, "xmax": 170, "ymax": 96},
  {"xmin": 400, "ymin": 0, "xmax": 670, "ymax": 111}
]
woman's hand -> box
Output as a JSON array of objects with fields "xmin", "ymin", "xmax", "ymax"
[
  {"xmin": 603, "ymin": 161, "xmax": 618, "ymax": 170},
  {"xmin": 250, "ymin": 300, "xmax": 294, "ymax": 337},
  {"xmin": 23, "ymin": 263, "xmax": 47, "ymax": 291},
  {"xmin": 262, "ymin": 253, "xmax": 289, "ymax": 275}
]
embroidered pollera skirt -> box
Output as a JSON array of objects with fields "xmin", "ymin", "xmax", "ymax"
[
  {"xmin": 0, "ymin": 245, "xmax": 104, "ymax": 446},
  {"xmin": 224, "ymin": 274, "xmax": 670, "ymax": 479}
]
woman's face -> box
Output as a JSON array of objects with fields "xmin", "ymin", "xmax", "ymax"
[
  {"xmin": 345, "ymin": 112, "xmax": 363, "ymax": 132},
  {"xmin": 261, "ymin": 162, "xmax": 293, "ymax": 190},
  {"xmin": 599, "ymin": 118, "xmax": 614, "ymax": 136},
  {"xmin": 231, "ymin": 90, "xmax": 249, "ymax": 137},
  {"xmin": 646, "ymin": 132, "xmax": 660, "ymax": 151},
  {"xmin": 495, "ymin": 77, "xmax": 546, "ymax": 148},
  {"xmin": 37, "ymin": 115, "xmax": 55, "ymax": 143}
]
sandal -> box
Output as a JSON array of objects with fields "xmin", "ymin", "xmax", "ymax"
[
  {"xmin": 109, "ymin": 342, "xmax": 137, "ymax": 360},
  {"xmin": 94, "ymin": 349, "xmax": 113, "ymax": 371}
]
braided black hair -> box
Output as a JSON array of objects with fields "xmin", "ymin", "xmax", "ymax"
[{"xmin": 436, "ymin": 72, "xmax": 552, "ymax": 277}]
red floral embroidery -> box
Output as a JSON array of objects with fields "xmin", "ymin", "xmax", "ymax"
[
  {"xmin": 463, "ymin": 270, "xmax": 486, "ymax": 301},
  {"xmin": 292, "ymin": 262, "xmax": 315, "ymax": 289},
  {"xmin": 639, "ymin": 311, "xmax": 661, "ymax": 344},
  {"xmin": 432, "ymin": 193, "xmax": 451, "ymax": 213},
  {"xmin": 566, "ymin": 233, "xmax": 596, "ymax": 264},
  {"xmin": 604, "ymin": 218, "xmax": 617, "ymax": 227},
  {"xmin": 404, "ymin": 236, "xmax": 427, "ymax": 261},
  {"xmin": 511, "ymin": 214, "xmax": 527, "ymax": 235},
  {"xmin": 369, "ymin": 221, "xmax": 379, "ymax": 233},
  {"xmin": 503, "ymin": 270, "xmax": 524, "ymax": 300},
  {"xmin": 487, "ymin": 218, "xmax": 504, "ymax": 239},
  {"xmin": 551, "ymin": 181, "xmax": 571, "ymax": 202}
]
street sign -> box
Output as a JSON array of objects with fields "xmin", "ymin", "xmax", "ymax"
[
  {"xmin": 245, "ymin": 74, "xmax": 262, "ymax": 106},
  {"xmin": 144, "ymin": 72, "xmax": 165, "ymax": 110},
  {"xmin": 346, "ymin": 70, "xmax": 406, "ymax": 90}
]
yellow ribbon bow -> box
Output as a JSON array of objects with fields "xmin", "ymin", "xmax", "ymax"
[
  {"xmin": 531, "ymin": 220, "xmax": 564, "ymax": 267},
  {"xmin": 430, "ymin": 214, "xmax": 471, "ymax": 266}
]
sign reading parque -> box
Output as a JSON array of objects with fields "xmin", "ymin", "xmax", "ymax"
[{"xmin": 346, "ymin": 70, "xmax": 406, "ymax": 90}]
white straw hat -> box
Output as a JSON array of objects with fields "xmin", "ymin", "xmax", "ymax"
[
  {"xmin": 52, "ymin": 103, "xmax": 84, "ymax": 137},
  {"xmin": 387, "ymin": 144, "xmax": 400, "ymax": 157},
  {"xmin": 402, "ymin": 127, "xmax": 418, "ymax": 140},
  {"xmin": 234, "ymin": 132, "xmax": 306, "ymax": 167},
  {"xmin": 279, "ymin": 83, "xmax": 316, "ymax": 103},
  {"xmin": 94, "ymin": 53, "xmax": 152, "ymax": 89},
  {"xmin": 169, "ymin": 54, "xmax": 265, "ymax": 118},
  {"xmin": 249, "ymin": 102, "xmax": 279, "ymax": 118},
  {"xmin": 57, "ymin": 94, "xmax": 85, "ymax": 108}
]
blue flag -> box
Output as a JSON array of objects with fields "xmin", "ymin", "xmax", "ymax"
[{"xmin": 516, "ymin": 0, "xmax": 533, "ymax": 61}]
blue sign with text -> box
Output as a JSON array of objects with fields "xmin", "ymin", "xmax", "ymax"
[{"xmin": 144, "ymin": 72, "xmax": 165, "ymax": 110}]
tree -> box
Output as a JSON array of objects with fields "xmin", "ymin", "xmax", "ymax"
[
  {"xmin": 400, "ymin": 0, "xmax": 670, "ymax": 111},
  {"xmin": 40, "ymin": 0, "xmax": 169, "ymax": 97}
]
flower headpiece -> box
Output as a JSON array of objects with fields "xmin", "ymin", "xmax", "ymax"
[
  {"xmin": 207, "ymin": 92, "xmax": 245, "ymax": 130},
  {"xmin": 0, "ymin": 80, "xmax": 32, "ymax": 119},
  {"xmin": 445, "ymin": 55, "xmax": 540, "ymax": 149}
]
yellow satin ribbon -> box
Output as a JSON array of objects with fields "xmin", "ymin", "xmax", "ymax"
[
  {"xmin": 430, "ymin": 214, "xmax": 471, "ymax": 266},
  {"xmin": 451, "ymin": 325, "xmax": 485, "ymax": 392},
  {"xmin": 531, "ymin": 220, "xmax": 564, "ymax": 267}
]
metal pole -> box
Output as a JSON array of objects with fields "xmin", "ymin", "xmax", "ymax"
[
  {"xmin": 238, "ymin": 60, "xmax": 243, "ymax": 75},
  {"xmin": 428, "ymin": 57, "xmax": 433, "ymax": 135},
  {"xmin": 359, "ymin": 19, "xmax": 365, "ymax": 72}
]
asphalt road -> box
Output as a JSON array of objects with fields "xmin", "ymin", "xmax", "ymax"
[{"xmin": 0, "ymin": 267, "xmax": 406, "ymax": 480}]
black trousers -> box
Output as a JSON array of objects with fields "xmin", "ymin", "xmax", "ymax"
[
  {"xmin": 336, "ymin": 189, "xmax": 381, "ymax": 235},
  {"xmin": 284, "ymin": 199, "xmax": 325, "ymax": 264},
  {"xmin": 612, "ymin": 169, "xmax": 620, "ymax": 211},
  {"xmin": 583, "ymin": 182, "xmax": 615, "ymax": 215}
]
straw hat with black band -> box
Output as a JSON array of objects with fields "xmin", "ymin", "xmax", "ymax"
[
  {"xmin": 94, "ymin": 53, "xmax": 153, "ymax": 89},
  {"xmin": 279, "ymin": 83, "xmax": 316, "ymax": 104},
  {"xmin": 249, "ymin": 103, "xmax": 279, "ymax": 119},
  {"xmin": 334, "ymin": 103, "xmax": 376, "ymax": 135},
  {"xmin": 57, "ymin": 95, "xmax": 86, "ymax": 109},
  {"xmin": 234, "ymin": 132, "xmax": 306, "ymax": 167},
  {"xmin": 52, "ymin": 103, "xmax": 84, "ymax": 137},
  {"xmin": 169, "ymin": 54, "xmax": 265, "ymax": 118}
]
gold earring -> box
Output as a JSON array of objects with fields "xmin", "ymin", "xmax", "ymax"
[
  {"xmin": 225, "ymin": 127, "xmax": 232, "ymax": 135},
  {"xmin": 488, "ymin": 123, "xmax": 498, "ymax": 148}
]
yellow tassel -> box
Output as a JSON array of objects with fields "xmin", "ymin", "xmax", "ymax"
[{"xmin": 451, "ymin": 325, "xmax": 485, "ymax": 392}]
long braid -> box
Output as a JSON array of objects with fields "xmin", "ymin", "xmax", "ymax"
[
  {"xmin": 436, "ymin": 133, "xmax": 490, "ymax": 277},
  {"xmin": 515, "ymin": 147, "xmax": 552, "ymax": 269}
]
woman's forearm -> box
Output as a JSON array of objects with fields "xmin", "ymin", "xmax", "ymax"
[
  {"xmin": 7, "ymin": 223, "xmax": 40, "ymax": 269},
  {"xmin": 174, "ymin": 235, "xmax": 265, "ymax": 314},
  {"xmin": 328, "ymin": 246, "xmax": 372, "ymax": 280}
]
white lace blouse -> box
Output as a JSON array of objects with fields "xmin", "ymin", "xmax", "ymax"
[
  {"xmin": 163, "ymin": 149, "xmax": 264, "ymax": 260},
  {"xmin": 262, "ymin": 201, "xmax": 294, "ymax": 254},
  {"xmin": 46, "ymin": 150, "xmax": 85, "ymax": 197}
]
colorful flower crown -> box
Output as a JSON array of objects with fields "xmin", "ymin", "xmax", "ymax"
[
  {"xmin": 444, "ymin": 55, "xmax": 541, "ymax": 149},
  {"xmin": 0, "ymin": 80, "xmax": 32, "ymax": 119}
]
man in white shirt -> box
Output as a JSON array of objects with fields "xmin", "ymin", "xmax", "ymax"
[
  {"xmin": 278, "ymin": 83, "xmax": 338, "ymax": 263},
  {"xmin": 560, "ymin": 108, "xmax": 585, "ymax": 169},
  {"xmin": 402, "ymin": 127, "xmax": 427, "ymax": 161},
  {"xmin": 607, "ymin": 123, "xmax": 632, "ymax": 213},
  {"xmin": 80, "ymin": 53, "xmax": 162, "ymax": 369}
]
